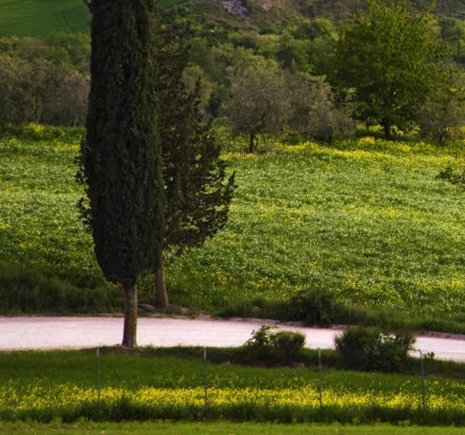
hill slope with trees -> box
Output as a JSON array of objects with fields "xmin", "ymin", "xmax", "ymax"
[
  {"xmin": 2, "ymin": 0, "xmax": 465, "ymax": 334},
  {"xmin": 2, "ymin": 0, "xmax": 465, "ymax": 141}
]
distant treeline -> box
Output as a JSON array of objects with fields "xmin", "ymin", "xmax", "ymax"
[
  {"xmin": 0, "ymin": 34, "xmax": 90, "ymax": 126},
  {"xmin": 2, "ymin": 1, "xmax": 465, "ymax": 140}
]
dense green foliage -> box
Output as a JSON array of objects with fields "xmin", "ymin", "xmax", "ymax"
[
  {"xmin": 2, "ymin": 127, "xmax": 465, "ymax": 333},
  {"xmin": 335, "ymin": 326, "xmax": 415, "ymax": 372},
  {"xmin": 79, "ymin": 0, "xmax": 165, "ymax": 346},
  {"xmin": 0, "ymin": 348, "xmax": 465, "ymax": 425},
  {"xmin": 332, "ymin": 0, "xmax": 450, "ymax": 138},
  {"xmin": 0, "ymin": 33, "xmax": 90, "ymax": 126},
  {"xmin": 2, "ymin": 0, "xmax": 465, "ymax": 144}
]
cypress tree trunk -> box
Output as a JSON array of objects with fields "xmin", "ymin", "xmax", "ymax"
[
  {"xmin": 122, "ymin": 279, "xmax": 138, "ymax": 348},
  {"xmin": 154, "ymin": 254, "xmax": 169, "ymax": 309}
]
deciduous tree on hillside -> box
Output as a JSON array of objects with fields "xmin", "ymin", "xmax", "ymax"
[
  {"xmin": 77, "ymin": 0, "xmax": 164, "ymax": 347},
  {"xmin": 332, "ymin": 0, "xmax": 448, "ymax": 139},
  {"xmin": 223, "ymin": 56, "xmax": 290, "ymax": 153}
]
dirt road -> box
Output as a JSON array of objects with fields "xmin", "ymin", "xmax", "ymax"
[{"xmin": 1, "ymin": 316, "xmax": 464, "ymax": 362}]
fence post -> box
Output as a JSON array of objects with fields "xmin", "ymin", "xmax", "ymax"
[
  {"xmin": 203, "ymin": 347, "xmax": 209, "ymax": 417},
  {"xmin": 318, "ymin": 348, "xmax": 323, "ymax": 409},
  {"xmin": 96, "ymin": 346, "xmax": 101, "ymax": 420},
  {"xmin": 420, "ymin": 350, "xmax": 427, "ymax": 420}
]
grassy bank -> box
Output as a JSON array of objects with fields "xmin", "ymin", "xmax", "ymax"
[
  {"xmin": 0, "ymin": 125, "xmax": 118, "ymax": 313},
  {"xmin": 1, "ymin": 126, "xmax": 465, "ymax": 331},
  {"xmin": 0, "ymin": 348, "xmax": 464, "ymax": 426},
  {"xmin": 2, "ymin": 420, "xmax": 465, "ymax": 435}
]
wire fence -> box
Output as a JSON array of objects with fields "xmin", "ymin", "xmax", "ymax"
[{"xmin": 89, "ymin": 346, "xmax": 456, "ymax": 423}]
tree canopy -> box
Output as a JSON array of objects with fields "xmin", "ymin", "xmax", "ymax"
[
  {"xmin": 223, "ymin": 56, "xmax": 290, "ymax": 152},
  {"xmin": 332, "ymin": 0, "xmax": 448, "ymax": 138},
  {"xmin": 154, "ymin": 13, "xmax": 236, "ymax": 307}
]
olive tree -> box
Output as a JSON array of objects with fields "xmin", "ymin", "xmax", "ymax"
[
  {"xmin": 223, "ymin": 57, "xmax": 290, "ymax": 153},
  {"xmin": 288, "ymin": 73, "xmax": 356, "ymax": 142},
  {"xmin": 416, "ymin": 67, "xmax": 465, "ymax": 144}
]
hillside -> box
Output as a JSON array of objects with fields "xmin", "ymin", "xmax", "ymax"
[
  {"xmin": 2, "ymin": 0, "xmax": 465, "ymax": 37},
  {"xmin": 2, "ymin": 1, "xmax": 465, "ymax": 333},
  {"xmin": 2, "ymin": 126, "xmax": 465, "ymax": 335},
  {"xmin": 0, "ymin": 0, "xmax": 90, "ymax": 37}
]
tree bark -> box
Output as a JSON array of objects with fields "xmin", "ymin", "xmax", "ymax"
[
  {"xmin": 122, "ymin": 280, "xmax": 138, "ymax": 348},
  {"xmin": 155, "ymin": 253, "xmax": 169, "ymax": 309},
  {"xmin": 248, "ymin": 133, "xmax": 258, "ymax": 153},
  {"xmin": 383, "ymin": 122, "xmax": 391, "ymax": 140}
]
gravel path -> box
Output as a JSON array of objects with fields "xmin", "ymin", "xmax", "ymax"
[{"xmin": 1, "ymin": 316, "xmax": 464, "ymax": 361}]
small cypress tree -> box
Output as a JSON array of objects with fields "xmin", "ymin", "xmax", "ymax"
[
  {"xmin": 154, "ymin": 15, "xmax": 236, "ymax": 307},
  {"xmin": 78, "ymin": 0, "xmax": 164, "ymax": 347}
]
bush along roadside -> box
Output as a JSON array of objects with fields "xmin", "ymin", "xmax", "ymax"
[
  {"xmin": 237, "ymin": 325, "xmax": 306, "ymax": 365},
  {"xmin": 335, "ymin": 326, "xmax": 416, "ymax": 373}
]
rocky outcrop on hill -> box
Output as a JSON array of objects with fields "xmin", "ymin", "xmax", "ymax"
[{"xmin": 222, "ymin": 0, "xmax": 248, "ymax": 15}]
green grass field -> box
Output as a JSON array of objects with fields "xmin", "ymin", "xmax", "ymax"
[
  {"xmin": 0, "ymin": 0, "xmax": 90, "ymax": 37},
  {"xmin": 0, "ymin": 0, "xmax": 189, "ymax": 37},
  {"xmin": 165, "ymin": 135, "xmax": 465, "ymax": 329},
  {"xmin": 2, "ymin": 421, "xmax": 465, "ymax": 435},
  {"xmin": 0, "ymin": 348, "xmax": 464, "ymax": 426},
  {"xmin": 2, "ymin": 126, "xmax": 465, "ymax": 331}
]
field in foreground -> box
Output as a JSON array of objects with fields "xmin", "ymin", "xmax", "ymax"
[
  {"xmin": 2, "ymin": 126, "xmax": 465, "ymax": 332},
  {"xmin": 1, "ymin": 421, "xmax": 465, "ymax": 435},
  {"xmin": 0, "ymin": 348, "xmax": 464, "ymax": 426}
]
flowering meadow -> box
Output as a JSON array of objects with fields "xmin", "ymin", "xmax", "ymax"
[
  {"xmin": 0, "ymin": 349, "xmax": 464, "ymax": 426},
  {"xmin": 166, "ymin": 135, "xmax": 465, "ymax": 330},
  {"xmin": 2, "ymin": 125, "xmax": 465, "ymax": 331}
]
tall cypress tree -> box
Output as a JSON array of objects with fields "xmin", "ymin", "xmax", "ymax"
[
  {"xmin": 78, "ymin": 0, "xmax": 164, "ymax": 347},
  {"xmin": 154, "ymin": 15, "xmax": 236, "ymax": 308}
]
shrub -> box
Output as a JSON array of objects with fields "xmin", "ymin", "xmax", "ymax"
[
  {"xmin": 417, "ymin": 92, "xmax": 465, "ymax": 144},
  {"xmin": 0, "ymin": 36, "xmax": 89, "ymax": 127},
  {"xmin": 243, "ymin": 324, "xmax": 275, "ymax": 359},
  {"xmin": 269, "ymin": 330, "xmax": 305, "ymax": 362},
  {"xmin": 281, "ymin": 288, "xmax": 341, "ymax": 326},
  {"xmin": 334, "ymin": 326, "xmax": 415, "ymax": 373},
  {"xmin": 242, "ymin": 325, "xmax": 305, "ymax": 364},
  {"xmin": 288, "ymin": 75, "xmax": 356, "ymax": 142}
]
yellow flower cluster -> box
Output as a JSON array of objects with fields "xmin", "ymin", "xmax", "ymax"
[{"xmin": 1, "ymin": 381, "xmax": 464, "ymax": 417}]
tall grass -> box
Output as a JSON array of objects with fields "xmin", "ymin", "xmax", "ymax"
[{"xmin": 2, "ymin": 126, "xmax": 465, "ymax": 331}]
